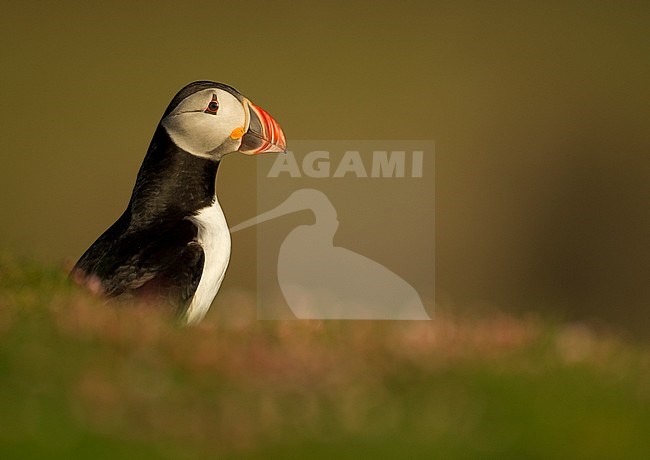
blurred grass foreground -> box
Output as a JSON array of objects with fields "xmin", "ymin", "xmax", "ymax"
[{"xmin": 1, "ymin": 256, "xmax": 650, "ymax": 460}]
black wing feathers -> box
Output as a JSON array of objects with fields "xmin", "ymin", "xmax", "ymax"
[{"xmin": 73, "ymin": 215, "xmax": 204, "ymax": 312}]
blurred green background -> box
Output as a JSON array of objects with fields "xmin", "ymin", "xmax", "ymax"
[
  {"xmin": 2, "ymin": 3, "xmax": 650, "ymax": 458},
  {"xmin": 0, "ymin": 0, "xmax": 648, "ymax": 337}
]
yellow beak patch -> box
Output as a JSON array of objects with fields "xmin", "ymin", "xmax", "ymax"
[{"xmin": 230, "ymin": 127, "xmax": 245, "ymax": 140}]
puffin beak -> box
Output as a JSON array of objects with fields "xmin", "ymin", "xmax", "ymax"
[{"xmin": 238, "ymin": 99, "xmax": 286, "ymax": 155}]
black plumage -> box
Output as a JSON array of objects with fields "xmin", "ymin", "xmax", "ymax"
[{"xmin": 72, "ymin": 83, "xmax": 233, "ymax": 312}]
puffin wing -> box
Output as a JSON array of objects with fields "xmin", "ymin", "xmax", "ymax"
[{"xmin": 73, "ymin": 218, "xmax": 205, "ymax": 312}]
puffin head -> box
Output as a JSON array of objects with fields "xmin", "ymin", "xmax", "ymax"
[{"xmin": 160, "ymin": 81, "xmax": 286, "ymax": 160}]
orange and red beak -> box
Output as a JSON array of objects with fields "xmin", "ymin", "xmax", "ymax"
[{"xmin": 238, "ymin": 100, "xmax": 286, "ymax": 155}]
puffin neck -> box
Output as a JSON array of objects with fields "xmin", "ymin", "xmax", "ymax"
[{"xmin": 128, "ymin": 126, "xmax": 220, "ymax": 227}]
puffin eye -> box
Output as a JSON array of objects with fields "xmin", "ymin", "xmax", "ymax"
[{"xmin": 205, "ymin": 95, "xmax": 219, "ymax": 115}]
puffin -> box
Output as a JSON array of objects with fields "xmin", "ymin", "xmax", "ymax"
[{"xmin": 71, "ymin": 81, "xmax": 286, "ymax": 325}]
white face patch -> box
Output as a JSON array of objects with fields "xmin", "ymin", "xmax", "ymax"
[{"xmin": 161, "ymin": 88, "xmax": 246, "ymax": 159}]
